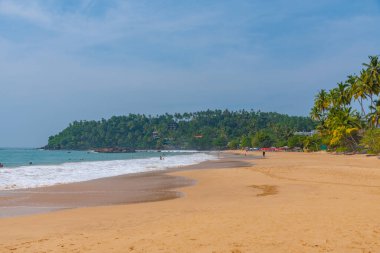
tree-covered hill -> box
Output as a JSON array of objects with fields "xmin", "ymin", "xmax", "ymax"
[{"xmin": 45, "ymin": 110, "xmax": 316, "ymax": 150}]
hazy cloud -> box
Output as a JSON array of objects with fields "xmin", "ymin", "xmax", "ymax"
[{"xmin": 0, "ymin": 0, "xmax": 379, "ymax": 146}]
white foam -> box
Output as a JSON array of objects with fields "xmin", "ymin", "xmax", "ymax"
[{"xmin": 0, "ymin": 153, "xmax": 216, "ymax": 190}]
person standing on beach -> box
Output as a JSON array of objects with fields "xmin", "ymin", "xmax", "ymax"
[{"xmin": 262, "ymin": 151, "xmax": 265, "ymax": 158}]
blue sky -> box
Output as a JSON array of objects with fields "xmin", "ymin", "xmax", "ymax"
[{"xmin": 0, "ymin": 0, "xmax": 379, "ymax": 147}]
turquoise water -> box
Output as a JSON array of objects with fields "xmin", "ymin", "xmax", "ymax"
[
  {"xmin": 0, "ymin": 148, "xmax": 184, "ymax": 168},
  {"xmin": 0, "ymin": 148, "xmax": 216, "ymax": 190}
]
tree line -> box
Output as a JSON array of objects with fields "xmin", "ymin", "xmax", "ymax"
[
  {"xmin": 310, "ymin": 55, "xmax": 380, "ymax": 154},
  {"xmin": 45, "ymin": 110, "xmax": 315, "ymax": 150}
]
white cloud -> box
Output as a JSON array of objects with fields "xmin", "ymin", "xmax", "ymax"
[{"xmin": 0, "ymin": 0, "xmax": 51, "ymax": 26}]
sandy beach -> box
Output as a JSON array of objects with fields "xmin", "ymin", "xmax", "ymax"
[{"xmin": 1, "ymin": 151, "xmax": 380, "ymax": 252}]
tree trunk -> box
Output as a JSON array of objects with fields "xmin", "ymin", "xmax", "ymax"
[{"xmin": 360, "ymin": 98, "xmax": 365, "ymax": 116}]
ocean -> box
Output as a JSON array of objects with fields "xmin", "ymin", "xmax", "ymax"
[{"xmin": 0, "ymin": 148, "xmax": 216, "ymax": 190}]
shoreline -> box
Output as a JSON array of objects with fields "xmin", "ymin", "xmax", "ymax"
[
  {"xmin": 0, "ymin": 153, "xmax": 254, "ymax": 218},
  {"xmin": 1, "ymin": 151, "xmax": 379, "ymax": 252},
  {"xmin": 0, "ymin": 150, "xmax": 215, "ymax": 188}
]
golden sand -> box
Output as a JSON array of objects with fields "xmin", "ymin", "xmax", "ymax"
[{"xmin": 1, "ymin": 151, "xmax": 380, "ymax": 252}]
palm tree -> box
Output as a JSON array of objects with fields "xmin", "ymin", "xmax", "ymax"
[
  {"xmin": 368, "ymin": 99, "xmax": 380, "ymax": 128},
  {"xmin": 363, "ymin": 56, "xmax": 380, "ymax": 89},
  {"xmin": 336, "ymin": 82, "xmax": 351, "ymax": 108},
  {"xmin": 310, "ymin": 89, "xmax": 331, "ymax": 131},
  {"xmin": 310, "ymin": 55, "xmax": 380, "ymax": 151},
  {"xmin": 325, "ymin": 107, "xmax": 361, "ymax": 150},
  {"xmin": 362, "ymin": 56, "xmax": 380, "ymax": 110},
  {"xmin": 310, "ymin": 106, "xmax": 322, "ymax": 121},
  {"xmin": 347, "ymin": 74, "xmax": 367, "ymax": 116},
  {"xmin": 329, "ymin": 88, "xmax": 340, "ymax": 108},
  {"xmin": 314, "ymin": 89, "xmax": 330, "ymax": 114}
]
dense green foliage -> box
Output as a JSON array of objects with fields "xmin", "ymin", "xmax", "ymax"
[
  {"xmin": 45, "ymin": 110, "xmax": 315, "ymax": 150},
  {"xmin": 360, "ymin": 128, "xmax": 380, "ymax": 154},
  {"xmin": 311, "ymin": 55, "xmax": 380, "ymax": 153}
]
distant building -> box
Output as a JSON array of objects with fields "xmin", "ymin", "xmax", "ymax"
[
  {"xmin": 167, "ymin": 123, "xmax": 178, "ymax": 131},
  {"xmin": 152, "ymin": 131, "xmax": 160, "ymax": 139},
  {"xmin": 294, "ymin": 130, "xmax": 317, "ymax": 136}
]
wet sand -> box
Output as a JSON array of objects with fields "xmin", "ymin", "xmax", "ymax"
[
  {"xmin": 1, "ymin": 151, "xmax": 380, "ymax": 253},
  {"xmin": 0, "ymin": 154, "xmax": 252, "ymax": 218}
]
